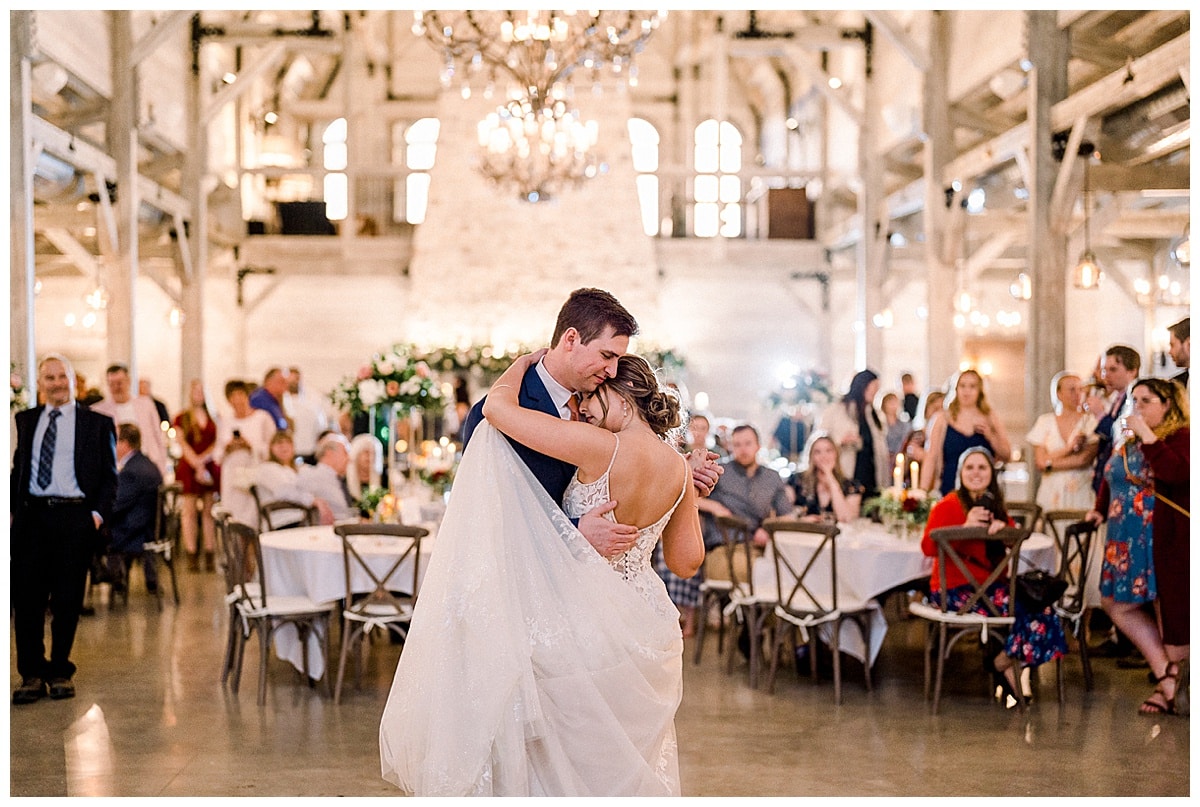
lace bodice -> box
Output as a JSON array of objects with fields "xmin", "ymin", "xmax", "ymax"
[{"xmin": 562, "ymin": 435, "xmax": 688, "ymax": 615}]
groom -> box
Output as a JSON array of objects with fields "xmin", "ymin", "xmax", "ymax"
[{"xmin": 463, "ymin": 287, "xmax": 719, "ymax": 559}]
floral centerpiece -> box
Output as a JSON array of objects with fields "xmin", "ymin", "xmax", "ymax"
[
  {"xmin": 862, "ymin": 486, "xmax": 934, "ymax": 539},
  {"xmin": 413, "ymin": 439, "xmax": 458, "ymax": 497},
  {"xmin": 355, "ymin": 486, "xmax": 389, "ymax": 520},
  {"xmin": 331, "ymin": 347, "xmax": 444, "ymax": 418},
  {"xmin": 11, "ymin": 363, "xmax": 28, "ymax": 413}
]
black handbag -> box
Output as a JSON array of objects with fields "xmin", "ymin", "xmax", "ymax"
[{"xmin": 1015, "ymin": 569, "xmax": 1067, "ymax": 611}]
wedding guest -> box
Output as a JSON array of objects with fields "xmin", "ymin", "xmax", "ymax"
[
  {"xmin": 297, "ymin": 433, "xmax": 356, "ymax": 522},
  {"xmin": 1167, "ymin": 317, "xmax": 1189, "ymax": 390},
  {"xmin": 174, "ymin": 379, "xmax": 219, "ymax": 572},
  {"xmin": 284, "ymin": 366, "xmax": 329, "ymax": 465},
  {"xmin": 250, "ymin": 367, "xmax": 290, "ymax": 431},
  {"xmin": 105, "ymin": 424, "xmax": 163, "ymax": 594},
  {"xmin": 902, "ymin": 429, "xmax": 926, "ymax": 487},
  {"xmin": 74, "ymin": 371, "xmax": 104, "ymax": 407},
  {"xmin": 922, "ymin": 447, "xmax": 1067, "ymax": 704},
  {"xmin": 917, "ymin": 389, "xmax": 946, "ymax": 430},
  {"xmin": 790, "ymin": 433, "xmax": 863, "ymax": 523},
  {"xmin": 346, "ymin": 433, "xmax": 384, "ymax": 498},
  {"xmin": 919, "ymin": 369, "xmax": 1011, "ymax": 497},
  {"xmin": 1088, "ymin": 377, "xmax": 1190, "ymax": 715},
  {"xmin": 1085, "ymin": 345, "xmax": 1140, "ymax": 495},
  {"xmin": 819, "ymin": 370, "xmax": 889, "ymax": 498},
  {"xmin": 900, "ymin": 372, "xmax": 920, "ymax": 421},
  {"xmin": 1133, "ymin": 378, "xmax": 1190, "ymax": 711},
  {"xmin": 91, "ymin": 364, "xmax": 169, "ymax": 476},
  {"xmin": 772, "ymin": 407, "xmax": 808, "ymax": 462},
  {"xmin": 881, "ymin": 392, "xmax": 911, "ymax": 462},
  {"xmin": 213, "ymin": 380, "xmax": 276, "ymax": 528},
  {"xmin": 1026, "ymin": 371, "xmax": 1099, "ymax": 511},
  {"xmin": 138, "ymin": 378, "xmax": 170, "ymax": 427},
  {"xmin": 686, "ymin": 413, "xmax": 725, "ymax": 458},
  {"xmin": 252, "ymin": 431, "xmax": 332, "ymax": 528}
]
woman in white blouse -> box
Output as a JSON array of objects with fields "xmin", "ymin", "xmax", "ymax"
[{"xmin": 1027, "ymin": 371, "xmax": 1099, "ymax": 511}]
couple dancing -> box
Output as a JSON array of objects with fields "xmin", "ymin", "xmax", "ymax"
[{"xmin": 378, "ymin": 288, "xmax": 721, "ymax": 796}]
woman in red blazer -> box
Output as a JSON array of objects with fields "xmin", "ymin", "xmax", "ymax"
[{"xmin": 921, "ymin": 446, "xmax": 1067, "ymax": 704}]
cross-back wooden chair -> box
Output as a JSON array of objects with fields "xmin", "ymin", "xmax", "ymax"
[
  {"xmin": 332, "ymin": 523, "xmax": 429, "ymax": 704},
  {"xmin": 1047, "ymin": 514, "xmax": 1098, "ymax": 694},
  {"xmin": 761, "ymin": 518, "xmax": 878, "ymax": 704},
  {"xmin": 142, "ymin": 482, "xmax": 183, "ymax": 608},
  {"xmin": 693, "ymin": 513, "xmax": 745, "ymax": 666},
  {"xmin": 908, "ymin": 525, "xmax": 1031, "ymax": 714},
  {"xmin": 1005, "ymin": 501, "xmax": 1044, "ymax": 532},
  {"xmin": 221, "ymin": 519, "xmax": 335, "ymax": 705}
]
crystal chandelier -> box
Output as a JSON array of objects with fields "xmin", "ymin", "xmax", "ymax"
[
  {"xmin": 476, "ymin": 98, "xmax": 602, "ymax": 202},
  {"xmin": 413, "ymin": 10, "xmax": 664, "ymax": 106}
]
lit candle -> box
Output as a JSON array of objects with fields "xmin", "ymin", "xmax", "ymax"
[
  {"xmin": 911, "ymin": 461, "xmax": 919, "ymax": 488},
  {"xmin": 893, "ymin": 454, "xmax": 904, "ymax": 490}
]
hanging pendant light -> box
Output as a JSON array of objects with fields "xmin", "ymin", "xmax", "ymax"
[{"xmin": 1073, "ymin": 148, "xmax": 1101, "ymax": 289}]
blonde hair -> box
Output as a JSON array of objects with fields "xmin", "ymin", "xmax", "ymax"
[{"xmin": 946, "ymin": 369, "xmax": 992, "ymax": 419}]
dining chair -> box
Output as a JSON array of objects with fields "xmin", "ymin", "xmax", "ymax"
[
  {"xmin": 692, "ymin": 513, "xmax": 734, "ymax": 666},
  {"xmin": 1005, "ymin": 501, "xmax": 1044, "ymax": 532},
  {"xmin": 332, "ymin": 523, "xmax": 430, "ymax": 704},
  {"xmin": 221, "ymin": 518, "xmax": 335, "ymax": 705},
  {"xmin": 698, "ymin": 515, "xmax": 769, "ymax": 687},
  {"xmin": 908, "ymin": 525, "xmax": 1031, "ymax": 714},
  {"xmin": 761, "ymin": 518, "xmax": 878, "ymax": 704},
  {"xmin": 142, "ymin": 482, "xmax": 183, "ymax": 609},
  {"xmin": 1049, "ymin": 515, "xmax": 1097, "ymax": 695},
  {"xmin": 258, "ymin": 497, "xmax": 320, "ymax": 532}
]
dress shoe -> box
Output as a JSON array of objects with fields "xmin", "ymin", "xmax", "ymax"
[
  {"xmin": 48, "ymin": 678, "xmax": 75, "ymax": 700},
  {"xmin": 12, "ymin": 678, "xmax": 47, "ymax": 705}
]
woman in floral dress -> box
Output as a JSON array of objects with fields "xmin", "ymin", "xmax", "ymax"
[{"xmin": 1087, "ymin": 397, "xmax": 1161, "ymax": 713}]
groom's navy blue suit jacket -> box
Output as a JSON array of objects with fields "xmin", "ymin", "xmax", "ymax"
[{"xmin": 462, "ymin": 364, "xmax": 576, "ymax": 505}]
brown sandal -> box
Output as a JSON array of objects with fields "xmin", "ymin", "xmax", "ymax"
[{"xmin": 1139, "ymin": 662, "xmax": 1179, "ymax": 716}]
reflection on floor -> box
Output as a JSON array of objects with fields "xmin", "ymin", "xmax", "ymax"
[{"xmin": 9, "ymin": 570, "xmax": 1190, "ymax": 797}]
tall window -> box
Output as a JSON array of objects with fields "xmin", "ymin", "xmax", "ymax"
[
  {"xmin": 397, "ymin": 118, "xmax": 440, "ymax": 224},
  {"xmin": 322, "ymin": 118, "xmax": 347, "ymax": 221},
  {"xmin": 627, "ymin": 118, "xmax": 659, "ymax": 237},
  {"xmin": 693, "ymin": 119, "xmax": 742, "ymax": 238}
]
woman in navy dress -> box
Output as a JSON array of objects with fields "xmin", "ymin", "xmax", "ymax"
[{"xmin": 919, "ymin": 369, "xmax": 1012, "ymax": 496}]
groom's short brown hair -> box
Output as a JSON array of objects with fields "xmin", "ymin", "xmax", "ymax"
[{"xmin": 551, "ymin": 288, "xmax": 639, "ymax": 347}]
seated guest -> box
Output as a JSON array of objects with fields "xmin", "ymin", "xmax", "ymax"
[
  {"xmin": 921, "ymin": 446, "xmax": 1067, "ymax": 703},
  {"xmin": 106, "ymin": 424, "xmax": 164, "ymax": 594},
  {"xmin": 252, "ymin": 431, "xmax": 332, "ymax": 528},
  {"xmin": 685, "ymin": 412, "xmax": 726, "ymax": 459},
  {"xmin": 346, "ymin": 433, "xmax": 384, "ymax": 498},
  {"xmin": 297, "ymin": 433, "xmax": 357, "ymax": 523},
  {"xmin": 791, "ymin": 433, "xmax": 863, "ymax": 523}
]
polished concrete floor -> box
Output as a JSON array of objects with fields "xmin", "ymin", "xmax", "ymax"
[{"xmin": 9, "ymin": 567, "xmax": 1191, "ymax": 798}]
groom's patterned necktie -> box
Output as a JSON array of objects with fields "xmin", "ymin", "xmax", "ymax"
[
  {"xmin": 566, "ymin": 395, "xmax": 582, "ymax": 422},
  {"xmin": 37, "ymin": 408, "xmax": 61, "ymax": 489}
]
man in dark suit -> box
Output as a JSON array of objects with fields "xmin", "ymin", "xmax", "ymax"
[
  {"xmin": 1085, "ymin": 344, "xmax": 1141, "ymax": 494},
  {"xmin": 106, "ymin": 423, "xmax": 164, "ymax": 594},
  {"xmin": 463, "ymin": 288, "xmax": 720, "ymax": 558},
  {"xmin": 11, "ymin": 353, "xmax": 117, "ymax": 704}
]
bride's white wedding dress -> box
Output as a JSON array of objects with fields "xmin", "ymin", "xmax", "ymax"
[{"xmin": 379, "ymin": 423, "xmax": 688, "ymax": 796}]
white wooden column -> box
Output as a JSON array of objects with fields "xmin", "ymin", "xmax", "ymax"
[
  {"xmin": 107, "ymin": 11, "xmax": 139, "ymax": 379},
  {"xmin": 923, "ymin": 11, "xmax": 958, "ymax": 391},
  {"xmin": 1024, "ymin": 11, "xmax": 1070, "ymax": 434},
  {"xmin": 10, "ymin": 12, "xmax": 37, "ymax": 393},
  {"xmin": 180, "ymin": 20, "xmax": 207, "ymax": 400},
  {"xmin": 856, "ymin": 25, "xmax": 884, "ymax": 370}
]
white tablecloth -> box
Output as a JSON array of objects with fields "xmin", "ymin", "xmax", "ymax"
[
  {"xmin": 258, "ymin": 524, "xmax": 436, "ymax": 680},
  {"xmin": 751, "ymin": 521, "xmax": 1056, "ymax": 666}
]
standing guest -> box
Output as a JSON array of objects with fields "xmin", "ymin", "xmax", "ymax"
[
  {"xmin": 10, "ymin": 354, "xmax": 117, "ymax": 705},
  {"xmin": 920, "ymin": 369, "xmax": 1012, "ymax": 497},
  {"xmin": 1027, "ymin": 371, "xmax": 1099, "ymax": 511},
  {"xmin": 791, "ymin": 433, "xmax": 863, "ymax": 523},
  {"xmin": 1088, "ymin": 377, "xmax": 1190, "ymax": 714},
  {"xmin": 213, "ymin": 379, "xmax": 276, "ymax": 528},
  {"xmin": 1099, "ymin": 374, "xmax": 1185, "ymax": 715},
  {"xmin": 921, "ymin": 447, "xmax": 1067, "ymax": 703},
  {"xmin": 174, "ymin": 379, "xmax": 219, "ymax": 573},
  {"xmin": 91, "ymin": 363, "xmax": 169, "ymax": 477},
  {"xmin": 105, "ymin": 424, "xmax": 164, "ymax": 594},
  {"xmin": 900, "ymin": 372, "xmax": 920, "ymax": 421},
  {"xmin": 819, "ymin": 370, "xmax": 889, "ymax": 498},
  {"xmin": 1085, "ymin": 345, "xmax": 1141, "ymax": 494},
  {"xmin": 1167, "ymin": 317, "xmax": 1189, "ymax": 390},
  {"xmin": 772, "ymin": 407, "xmax": 809, "ymax": 463},
  {"xmin": 297, "ymin": 433, "xmax": 357, "ymax": 522},
  {"xmin": 346, "ymin": 433, "xmax": 384, "ymax": 498},
  {"xmin": 284, "ymin": 366, "xmax": 329, "ymax": 465},
  {"xmin": 902, "ymin": 429, "xmax": 926, "ymax": 487},
  {"xmin": 881, "ymin": 392, "xmax": 911, "ymax": 463},
  {"xmin": 138, "ymin": 378, "xmax": 170, "ymax": 427},
  {"xmin": 686, "ymin": 412, "xmax": 725, "ymax": 458},
  {"xmin": 74, "ymin": 372, "xmax": 103, "ymax": 407},
  {"xmin": 917, "ymin": 389, "xmax": 946, "ymax": 430},
  {"xmin": 250, "ymin": 367, "xmax": 291, "ymax": 431}
]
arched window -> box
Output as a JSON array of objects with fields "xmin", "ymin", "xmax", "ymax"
[
  {"xmin": 627, "ymin": 118, "xmax": 659, "ymax": 237},
  {"xmin": 322, "ymin": 117, "xmax": 348, "ymax": 221},
  {"xmin": 693, "ymin": 119, "xmax": 742, "ymax": 238},
  {"xmin": 400, "ymin": 118, "xmax": 441, "ymax": 224}
]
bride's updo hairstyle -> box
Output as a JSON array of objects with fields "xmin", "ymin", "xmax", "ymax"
[{"xmin": 599, "ymin": 355, "xmax": 682, "ymax": 438}]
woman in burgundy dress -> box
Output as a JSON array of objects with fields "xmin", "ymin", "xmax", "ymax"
[{"xmin": 174, "ymin": 379, "xmax": 219, "ymax": 572}]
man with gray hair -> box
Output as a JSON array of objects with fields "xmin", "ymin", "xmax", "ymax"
[{"xmin": 297, "ymin": 432, "xmax": 357, "ymax": 522}]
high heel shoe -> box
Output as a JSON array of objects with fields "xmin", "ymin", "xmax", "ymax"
[
  {"xmin": 991, "ymin": 657, "xmax": 1028, "ymax": 708},
  {"xmin": 1139, "ymin": 662, "xmax": 1180, "ymax": 716}
]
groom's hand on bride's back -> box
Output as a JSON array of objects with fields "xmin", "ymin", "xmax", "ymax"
[
  {"xmin": 689, "ymin": 450, "xmax": 723, "ymax": 498},
  {"xmin": 579, "ymin": 501, "xmax": 639, "ymax": 559}
]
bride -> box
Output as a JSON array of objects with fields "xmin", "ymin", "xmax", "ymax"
[{"xmin": 379, "ymin": 350, "xmax": 705, "ymax": 796}]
